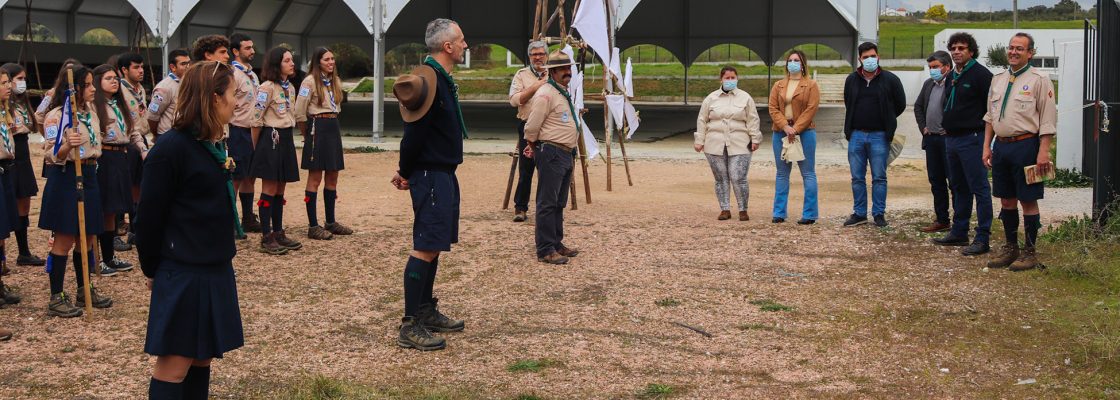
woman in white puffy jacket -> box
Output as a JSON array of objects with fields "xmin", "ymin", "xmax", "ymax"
[{"xmin": 694, "ymin": 66, "xmax": 762, "ymax": 221}]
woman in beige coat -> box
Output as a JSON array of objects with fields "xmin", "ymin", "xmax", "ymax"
[{"xmin": 694, "ymin": 66, "xmax": 762, "ymax": 221}]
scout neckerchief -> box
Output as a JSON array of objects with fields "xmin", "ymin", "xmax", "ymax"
[
  {"xmin": 168, "ymin": 72, "xmax": 180, "ymax": 83},
  {"xmin": 15, "ymin": 104, "xmax": 30, "ymax": 131},
  {"xmin": 278, "ymin": 80, "xmax": 292, "ymax": 112},
  {"xmin": 424, "ymin": 55, "xmax": 468, "ymax": 138},
  {"xmin": 0, "ymin": 110, "xmax": 11, "ymax": 154},
  {"xmin": 943, "ymin": 58, "xmax": 976, "ymax": 112},
  {"xmin": 107, "ymin": 99, "xmax": 126, "ymax": 141},
  {"xmin": 122, "ymin": 79, "xmax": 144, "ymax": 103},
  {"xmin": 76, "ymin": 107, "xmax": 97, "ymax": 149},
  {"xmin": 198, "ymin": 132, "xmax": 245, "ymax": 237},
  {"xmin": 231, "ymin": 61, "xmax": 259, "ymax": 86},
  {"xmin": 999, "ymin": 64, "xmax": 1031, "ymax": 121},
  {"xmin": 548, "ymin": 78, "xmax": 581, "ymax": 134},
  {"xmin": 321, "ymin": 73, "xmax": 337, "ymax": 111}
]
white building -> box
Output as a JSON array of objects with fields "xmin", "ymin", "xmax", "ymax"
[
  {"xmin": 880, "ymin": 7, "xmax": 910, "ymax": 17},
  {"xmin": 933, "ymin": 29, "xmax": 1082, "ymax": 72}
]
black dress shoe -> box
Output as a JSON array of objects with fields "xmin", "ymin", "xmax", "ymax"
[
  {"xmin": 961, "ymin": 241, "xmax": 991, "ymax": 256},
  {"xmin": 772, "ymin": 217, "xmax": 785, "ymax": 223},
  {"xmin": 931, "ymin": 235, "xmax": 969, "ymax": 246},
  {"xmin": 796, "ymin": 218, "xmax": 815, "ymax": 225}
]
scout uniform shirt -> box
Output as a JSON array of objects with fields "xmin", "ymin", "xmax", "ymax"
[
  {"xmin": 42, "ymin": 104, "xmax": 103, "ymax": 165},
  {"xmin": 251, "ymin": 80, "xmax": 296, "ymax": 129},
  {"xmin": 147, "ymin": 74, "xmax": 181, "ymax": 137},
  {"xmin": 34, "ymin": 88, "xmax": 56, "ymax": 127},
  {"xmin": 121, "ymin": 79, "xmax": 150, "ymax": 141},
  {"xmin": 12, "ymin": 102, "xmax": 34, "ymax": 135},
  {"xmin": 523, "ymin": 82, "xmax": 579, "ymax": 149},
  {"xmin": 983, "ymin": 66, "xmax": 1058, "ymax": 138},
  {"xmin": 508, "ymin": 67, "xmax": 546, "ymax": 121},
  {"xmin": 230, "ymin": 62, "xmax": 260, "ymax": 128},
  {"xmin": 100, "ymin": 100, "xmax": 145, "ymax": 149},
  {"xmin": 294, "ymin": 74, "xmax": 339, "ymax": 123},
  {"xmin": 0, "ymin": 110, "xmax": 16, "ymax": 161}
]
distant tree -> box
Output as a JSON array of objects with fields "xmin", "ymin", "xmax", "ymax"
[
  {"xmin": 1053, "ymin": 0, "xmax": 1082, "ymax": 16},
  {"xmin": 78, "ymin": 28, "xmax": 121, "ymax": 46},
  {"xmin": 986, "ymin": 44, "xmax": 1009, "ymax": 68},
  {"xmin": 4, "ymin": 23, "xmax": 61, "ymax": 43},
  {"xmin": 926, "ymin": 4, "xmax": 948, "ymax": 21},
  {"xmin": 329, "ymin": 42, "xmax": 373, "ymax": 79}
]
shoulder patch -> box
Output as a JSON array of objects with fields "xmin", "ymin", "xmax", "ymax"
[
  {"xmin": 298, "ymin": 87, "xmax": 311, "ymax": 97},
  {"xmin": 45, "ymin": 125, "xmax": 58, "ymax": 140},
  {"xmin": 147, "ymin": 94, "xmax": 163, "ymax": 113},
  {"xmin": 255, "ymin": 91, "xmax": 269, "ymax": 110}
]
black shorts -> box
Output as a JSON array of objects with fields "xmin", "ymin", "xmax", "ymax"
[
  {"xmin": 991, "ymin": 135, "xmax": 1045, "ymax": 202},
  {"xmin": 409, "ymin": 169, "xmax": 460, "ymax": 252},
  {"xmin": 228, "ymin": 125, "xmax": 254, "ymax": 179}
]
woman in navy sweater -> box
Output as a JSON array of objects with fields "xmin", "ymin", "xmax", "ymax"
[{"xmin": 137, "ymin": 60, "xmax": 243, "ymax": 400}]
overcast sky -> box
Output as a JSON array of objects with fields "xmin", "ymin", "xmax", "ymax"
[{"xmin": 887, "ymin": 0, "xmax": 1097, "ymax": 12}]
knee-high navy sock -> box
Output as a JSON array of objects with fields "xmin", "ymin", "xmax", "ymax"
[
  {"xmin": 72, "ymin": 249, "xmax": 90, "ymax": 288},
  {"xmin": 324, "ymin": 189, "xmax": 338, "ymax": 224},
  {"xmin": 99, "ymin": 232, "xmax": 115, "ymax": 264},
  {"xmin": 305, "ymin": 191, "xmax": 319, "ymax": 227},
  {"xmin": 403, "ymin": 256, "xmax": 430, "ymax": 317},
  {"xmin": 1024, "ymin": 214, "xmax": 1042, "ymax": 248},
  {"xmin": 422, "ymin": 256, "xmax": 439, "ymax": 304},
  {"xmin": 258, "ymin": 194, "xmax": 274, "ymax": 234},
  {"xmin": 239, "ymin": 192, "xmax": 255, "ymax": 218},
  {"xmin": 149, "ymin": 377, "xmax": 184, "ymax": 400},
  {"xmin": 273, "ymin": 196, "xmax": 285, "ymax": 232},
  {"xmin": 181, "ymin": 366, "xmax": 211, "ymax": 400},
  {"xmin": 15, "ymin": 216, "xmax": 31, "ymax": 256},
  {"xmin": 1000, "ymin": 208, "xmax": 1019, "ymax": 246},
  {"xmin": 47, "ymin": 253, "xmax": 68, "ymax": 294}
]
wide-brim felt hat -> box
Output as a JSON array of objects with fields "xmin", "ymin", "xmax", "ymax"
[
  {"xmin": 394, "ymin": 65, "xmax": 438, "ymax": 123},
  {"xmin": 545, "ymin": 50, "xmax": 574, "ymax": 69}
]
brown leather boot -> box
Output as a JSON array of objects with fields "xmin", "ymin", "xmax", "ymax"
[
  {"xmin": 987, "ymin": 244, "xmax": 1019, "ymax": 269},
  {"xmin": 47, "ymin": 292, "xmax": 83, "ymax": 318},
  {"xmin": 259, "ymin": 233, "xmax": 289, "ymax": 255},
  {"xmin": 557, "ymin": 245, "xmax": 580, "ymax": 258},
  {"xmin": 920, "ymin": 221, "xmax": 951, "ymax": 233},
  {"xmin": 739, "ymin": 211, "xmax": 749, "ymax": 221},
  {"xmin": 538, "ymin": 252, "xmax": 569, "ymax": 265},
  {"xmin": 1009, "ymin": 247, "xmax": 1040, "ymax": 271},
  {"xmin": 717, "ymin": 210, "xmax": 731, "ymax": 220}
]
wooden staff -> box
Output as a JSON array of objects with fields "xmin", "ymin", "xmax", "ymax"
[
  {"xmin": 502, "ymin": 152, "xmax": 517, "ymax": 209},
  {"xmin": 569, "ymin": 176, "xmax": 577, "ymax": 210},
  {"xmin": 618, "ymin": 120, "xmax": 633, "ymax": 186},
  {"xmin": 602, "ymin": 0, "xmax": 614, "ymax": 191},
  {"xmin": 67, "ymin": 68, "xmax": 94, "ymax": 316}
]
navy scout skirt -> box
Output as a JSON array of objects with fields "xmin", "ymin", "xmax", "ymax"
[
  {"xmin": 12, "ymin": 134, "xmax": 39, "ymax": 198},
  {"xmin": 250, "ymin": 126, "xmax": 299, "ymax": 182},
  {"xmin": 144, "ymin": 259, "xmax": 244, "ymax": 359},
  {"xmin": 38, "ymin": 163, "xmax": 104, "ymax": 235},
  {"xmin": 300, "ymin": 117, "xmax": 345, "ymax": 171},
  {"xmin": 97, "ymin": 147, "xmax": 134, "ymax": 215}
]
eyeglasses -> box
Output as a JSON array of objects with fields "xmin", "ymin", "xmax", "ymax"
[
  {"xmin": 529, "ymin": 52, "xmax": 547, "ymax": 58},
  {"xmin": 210, "ymin": 61, "xmax": 230, "ymax": 77},
  {"xmin": 949, "ymin": 45, "xmax": 970, "ymax": 51}
]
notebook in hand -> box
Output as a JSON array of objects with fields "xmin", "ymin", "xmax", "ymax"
[{"xmin": 1024, "ymin": 164, "xmax": 1057, "ymax": 185}]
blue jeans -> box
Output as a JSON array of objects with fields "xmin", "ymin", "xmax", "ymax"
[
  {"xmin": 847, "ymin": 130, "xmax": 889, "ymax": 217},
  {"xmin": 945, "ymin": 133, "xmax": 992, "ymax": 243},
  {"xmin": 772, "ymin": 129, "xmax": 818, "ymax": 220}
]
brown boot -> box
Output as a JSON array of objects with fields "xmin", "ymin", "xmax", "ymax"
[
  {"xmin": 920, "ymin": 221, "xmax": 951, "ymax": 233},
  {"xmin": 242, "ymin": 213, "xmax": 262, "ymax": 233},
  {"xmin": 47, "ymin": 292, "xmax": 83, "ymax": 318},
  {"xmin": 259, "ymin": 233, "xmax": 289, "ymax": 255},
  {"xmin": 307, "ymin": 226, "xmax": 334, "ymax": 240},
  {"xmin": 398, "ymin": 316, "xmax": 446, "ymax": 351},
  {"xmin": 987, "ymin": 244, "xmax": 1019, "ymax": 269},
  {"xmin": 75, "ymin": 286, "xmax": 113, "ymax": 309},
  {"xmin": 717, "ymin": 210, "xmax": 731, "ymax": 220},
  {"xmin": 0, "ymin": 281, "xmax": 21, "ymax": 305},
  {"xmin": 324, "ymin": 222, "xmax": 353, "ymax": 235},
  {"xmin": 275, "ymin": 231, "xmax": 303, "ymax": 250},
  {"xmin": 557, "ymin": 245, "xmax": 580, "ymax": 258},
  {"xmin": 418, "ymin": 298, "xmax": 465, "ymax": 333},
  {"xmin": 0, "ymin": 326, "xmax": 11, "ymax": 341},
  {"xmin": 538, "ymin": 252, "xmax": 569, "ymax": 265},
  {"xmin": 513, "ymin": 211, "xmax": 527, "ymax": 222},
  {"xmin": 739, "ymin": 211, "xmax": 749, "ymax": 221},
  {"xmin": 1009, "ymin": 247, "xmax": 1040, "ymax": 271}
]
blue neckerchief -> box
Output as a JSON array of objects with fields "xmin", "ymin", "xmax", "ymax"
[
  {"xmin": 168, "ymin": 72, "xmax": 179, "ymax": 83},
  {"xmin": 232, "ymin": 61, "xmax": 259, "ymax": 86},
  {"xmin": 321, "ymin": 74, "xmax": 337, "ymax": 110}
]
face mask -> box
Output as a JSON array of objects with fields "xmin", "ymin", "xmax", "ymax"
[
  {"xmin": 13, "ymin": 80, "xmax": 26, "ymax": 94},
  {"xmin": 929, "ymin": 68, "xmax": 944, "ymax": 81},
  {"xmin": 721, "ymin": 80, "xmax": 737, "ymax": 92},
  {"xmin": 787, "ymin": 61, "xmax": 802, "ymax": 74},
  {"xmin": 862, "ymin": 56, "xmax": 879, "ymax": 72}
]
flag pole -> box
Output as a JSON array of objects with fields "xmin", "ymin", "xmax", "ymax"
[{"xmin": 66, "ymin": 68, "xmax": 94, "ymax": 317}]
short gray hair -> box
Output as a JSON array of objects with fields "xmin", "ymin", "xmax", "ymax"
[
  {"xmin": 1012, "ymin": 32, "xmax": 1036, "ymax": 51},
  {"xmin": 527, "ymin": 40, "xmax": 547, "ymax": 57},
  {"xmin": 425, "ymin": 18, "xmax": 459, "ymax": 51},
  {"xmin": 926, "ymin": 50, "xmax": 951, "ymax": 67}
]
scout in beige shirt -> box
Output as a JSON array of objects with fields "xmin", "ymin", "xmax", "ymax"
[
  {"xmin": 506, "ymin": 41, "xmax": 549, "ymax": 222},
  {"xmin": 0, "ymin": 109, "xmax": 16, "ymax": 162},
  {"xmin": 230, "ymin": 62, "xmax": 260, "ymax": 129},
  {"xmin": 146, "ymin": 73, "xmax": 180, "ymax": 140},
  {"xmin": 294, "ymin": 47, "xmax": 353, "ymax": 240},
  {"xmin": 99, "ymin": 99, "xmax": 144, "ymax": 148},
  {"xmin": 294, "ymin": 74, "xmax": 339, "ymax": 122},
  {"xmin": 251, "ymin": 80, "xmax": 296, "ymax": 130},
  {"xmin": 43, "ymin": 105, "xmax": 103, "ymax": 165},
  {"xmin": 523, "ymin": 83, "xmax": 580, "ymax": 149},
  {"xmin": 121, "ymin": 79, "xmax": 150, "ymax": 140}
]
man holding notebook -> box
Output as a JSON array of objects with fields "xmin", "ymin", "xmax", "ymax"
[{"xmin": 982, "ymin": 32, "xmax": 1057, "ymax": 271}]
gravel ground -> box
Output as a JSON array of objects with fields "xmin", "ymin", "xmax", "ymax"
[{"xmin": 0, "ymin": 142, "xmax": 1095, "ymax": 398}]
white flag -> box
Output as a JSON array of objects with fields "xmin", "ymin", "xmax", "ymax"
[
  {"xmin": 605, "ymin": 94, "xmax": 626, "ymax": 126},
  {"xmin": 624, "ymin": 100, "xmax": 640, "ymax": 139},
  {"xmin": 580, "ymin": 116, "xmax": 600, "ymax": 160},
  {"xmin": 572, "ymin": 0, "xmax": 611, "ymax": 70},
  {"xmin": 624, "ymin": 57, "xmax": 634, "ymax": 97}
]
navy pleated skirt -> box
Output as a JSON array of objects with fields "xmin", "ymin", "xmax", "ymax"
[
  {"xmin": 144, "ymin": 259, "xmax": 244, "ymax": 359},
  {"xmin": 0, "ymin": 165, "xmax": 16, "ymax": 238},
  {"xmin": 97, "ymin": 148, "xmax": 134, "ymax": 215},
  {"xmin": 250, "ymin": 126, "xmax": 300, "ymax": 182},
  {"xmin": 12, "ymin": 134, "xmax": 39, "ymax": 198},
  {"xmin": 38, "ymin": 163, "xmax": 104, "ymax": 235},
  {"xmin": 129, "ymin": 142, "xmax": 145, "ymax": 186},
  {"xmin": 301, "ymin": 117, "xmax": 345, "ymax": 171}
]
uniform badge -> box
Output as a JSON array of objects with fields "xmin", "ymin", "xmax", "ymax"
[
  {"xmin": 148, "ymin": 94, "xmax": 163, "ymax": 113},
  {"xmin": 278, "ymin": 103, "xmax": 287, "ymax": 113},
  {"xmin": 561, "ymin": 111, "xmax": 570, "ymax": 123},
  {"xmin": 298, "ymin": 87, "xmax": 310, "ymax": 97},
  {"xmin": 45, "ymin": 126, "xmax": 58, "ymax": 140},
  {"xmin": 255, "ymin": 92, "xmax": 269, "ymax": 110},
  {"xmin": 107, "ymin": 129, "xmax": 116, "ymax": 141}
]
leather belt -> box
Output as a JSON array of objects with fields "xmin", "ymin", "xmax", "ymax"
[
  {"xmin": 63, "ymin": 159, "xmax": 97, "ymax": 166},
  {"xmin": 996, "ymin": 132, "xmax": 1038, "ymax": 143},
  {"xmin": 541, "ymin": 141, "xmax": 574, "ymax": 153},
  {"xmin": 103, "ymin": 144, "xmax": 129, "ymax": 152},
  {"xmin": 312, "ymin": 113, "xmax": 338, "ymax": 119}
]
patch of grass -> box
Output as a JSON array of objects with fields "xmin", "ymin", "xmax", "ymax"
[
  {"xmin": 1048, "ymin": 168, "xmax": 1093, "ymax": 188},
  {"xmin": 346, "ymin": 146, "xmax": 386, "ymax": 153},
  {"xmin": 253, "ymin": 375, "xmax": 489, "ymax": 400},
  {"xmin": 639, "ymin": 383, "xmax": 676, "ymax": 399},
  {"xmin": 507, "ymin": 358, "xmax": 557, "ymax": 373},
  {"xmin": 655, "ymin": 297, "xmax": 682, "ymax": 307},
  {"xmin": 750, "ymin": 299, "xmax": 793, "ymax": 312}
]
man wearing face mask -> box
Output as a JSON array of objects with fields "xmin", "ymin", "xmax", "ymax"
[
  {"xmin": 913, "ymin": 50, "xmax": 954, "ymax": 233},
  {"xmin": 931, "ymin": 32, "xmax": 994, "ymax": 256},
  {"xmin": 523, "ymin": 51, "xmax": 582, "ymax": 265},
  {"xmin": 842, "ymin": 42, "xmax": 906, "ymax": 228},
  {"xmin": 507, "ymin": 41, "xmax": 549, "ymax": 223}
]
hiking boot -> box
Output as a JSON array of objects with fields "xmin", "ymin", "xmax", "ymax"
[
  {"xmin": 513, "ymin": 211, "xmax": 527, "ymax": 222},
  {"xmin": 419, "ymin": 298, "xmax": 465, "ymax": 332},
  {"xmin": 324, "ymin": 222, "xmax": 353, "ymax": 236},
  {"xmin": 557, "ymin": 245, "xmax": 580, "ymax": 258},
  {"xmin": 398, "ymin": 316, "xmax": 446, "ymax": 351},
  {"xmin": 106, "ymin": 258, "xmax": 133, "ymax": 272},
  {"xmin": 931, "ymin": 234, "xmax": 969, "ymax": 246},
  {"xmin": 843, "ymin": 214, "xmax": 868, "ymax": 227},
  {"xmin": 920, "ymin": 221, "xmax": 951, "ymax": 233},
  {"xmin": 961, "ymin": 241, "xmax": 991, "ymax": 256},
  {"xmin": 307, "ymin": 226, "xmax": 334, "ymax": 240},
  {"xmin": 717, "ymin": 210, "xmax": 732, "ymax": 220},
  {"xmin": 987, "ymin": 244, "xmax": 1019, "ymax": 269},
  {"xmin": 1009, "ymin": 247, "xmax": 1040, "ymax": 272},
  {"xmin": 538, "ymin": 252, "xmax": 569, "ymax": 265},
  {"xmin": 242, "ymin": 214, "xmax": 262, "ymax": 233},
  {"xmin": 47, "ymin": 293, "xmax": 83, "ymax": 318},
  {"xmin": 873, "ymin": 215, "xmax": 888, "ymax": 228},
  {"xmin": 738, "ymin": 211, "xmax": 749, "ymax": 221},
  {"xmin": 113, "ymin": 236, "xmax": 132, "ymax": 252},
  {"xmin": 275, "ymin": 231, "xmax": 302, "ymax": 250},
  {"xmin": 76, "ymin": 286, "xmax": 113, "ymax": 309},
  {"xmin": 96, "ymin": 262, "xmax": 120, "ymax": 277},
  {"xmin": 259, "ymin": 233, "xmax": 289, "ymax": 255},
  {"xmin": 797, "ymin": 218, "xmax": 816, "ymax": 225},
  {"xmin": 772, "ymin": 217, "xmax": 785, "ymax": 224},
  {"xmin": 0, "ymin": 283, "xmax": 21, "ymax": 305},
  {"xmin": 0, "ymin": 326, "xmax": 11, "ymax": 341},
  {"xmin": 16, "ymin": 254, "xmax": 46, "ymax": 266}
]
